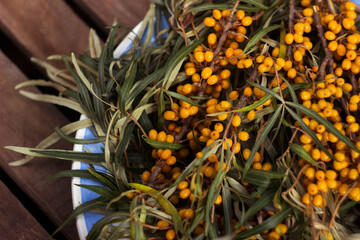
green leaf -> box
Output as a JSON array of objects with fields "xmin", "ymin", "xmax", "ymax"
[
  {"xmin": 54, "ymin": 126, "xmax": 105, "ymax": 144},
  {"xmin": 158, "ymin": 90, "xmax": 165, "ymax": 128},
  {"xmin": 143, "ymin": 136, "xmax": 184, "ymax": 150},
  {"xmin": 88, "ymin": 167, "xmax": 118, "ymax": 192},
  {"xmin": 129, "ymin": 183, "xmax": 184, "ymax": 233},
  {"xmin": 248, "ymin": 81, "xmax": 284, "ymax": 102},
  {"xmin": 5, "ymin": 146, "xmax": 106, "ymax": 164},
  {"xmin": 52, "ymin": 197, "xmax": 105, "ymax": 236},
  {"xmin": 286, "ymin": 106, "xmax": 334, "ymax": 160},
  {"xmin": 43, "ymin": 169, "xmax": 98, "ymax": 182},
  {"xmin": 243, "ymin": 106, "xmax": 282, "ymax": 179},
  {"xmin": 234, "ymin": 207, "xmax": 292, "ymax": 239},
  {"xmin": 289, "ymin": 143, "xmax": 321, "ymax": 168},
  {"xmin": 231, "ymin": 88, "xmax": 278, "ymax": 113},
  {"xmin": 182, "ymin": 4, "xmax": 262, "ymax": 15},
  {"xmin": 223, "ymin": 181, "xmax": 233, "ymax": 235},
  {"xmin": 286, "ymin": 102, "xmax": 360, "ymax": 154},
  {"xmin": 235, "ymin": 189, "xmax": 276, "ymax": 228},
  {"xmin": 244, "ymin": 25, "xmax": 280, "ymax": 53},
  {"xmin": 76, "ymin": 184, "xmax": 118, "ymax": 200},
  {"xmin": 164, "ymin": 90, "xmax": 200, "ymax": 107},
  {"xmin": 163, "ymin": 39, "xmax": 203, "ymax": 90}
]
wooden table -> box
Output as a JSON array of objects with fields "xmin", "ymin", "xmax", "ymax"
[{"xmin": 0, "ymin": 1, "xmax": 149, "ymax": 239}]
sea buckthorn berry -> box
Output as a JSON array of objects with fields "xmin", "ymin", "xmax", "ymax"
[
  {"xmin": 302, "ymin": 193, "xmax": 310, "ymax": 206},
  {"xmin": 220, "ymin": 69, "xmax": 231, "ymax": 79},
  {"xmin": 300, "ymin": 91, "xmax": 311, "ymax": 101},
  {"xmin": 328, "ymin": 41, "xmax": 338, "ymax": 51},
  {"xmin": 247, "ymin": 110, "xmax": 256, "ymax": 121},
  {"xmin": 243, "ymin": 59, "xmax": 253, "ymax": 68},
  {"xmin": 207, "ymin": 75, "xmax": 218, "ymax": 85},
  {"xmin": 185, "ymin": 67, "xmax": 196, "ymax": 76},
  {"xmin": 235, "ymin": 10, "xmax": 245, "ymax": 20},
  {"xmin": 166, "ymin": 135, "xmax": 175, "ymax": 143},
  {"xmin": 238, "ymin": 131, "xmax": 249, "ymax": 142},
  {"xmin": 212, "ymin": 9, "xmax": 222, "ymax": 20},
  {"xmin": 343, "ymin": 83, "xmax": 354, "ymax": 92},
  {"xmin": 188, "ymin": 106, "xmax": 198, "ymax": 116},
  {"xmin": 346, "ymin": 115, "xmax": 356, "ymax": 123},
  {"xmin": 164, "ymin": 111, "xmax": 176, "ymax": 121},
  {"xmin": 204, "ymin": 166, "xmax": 216, "ymax": 178},
  {"xmin": 218, "ymin": 113, "xmax": 228, "ymax": 121},
  {"xmin": 194, "ymin": 51, "xmax": 204, "ymax": 63},
  {"xmin": 338, "ymin": 184, "xmax": 349, "ymax": 196},
  {"xmin": 229, "ymin": 91, "xmax": 239, "ymax": 101},
  {"xmin": 215, "ymin": 194, "xmax": 222, "ymax": 205},
  {"xmin": 180, "ymin": 108, "xmax": 190, "ymax": 119},
  {"xmin": 262, "ymin": 162, "xmax": 272, "ymax": 171},
  {"xmin": 349, "ymin": 169, "xmax": 359, "ymax": 180},
  {"xmin": 294, "ymin": 33, "xmax": 303, "ymax": 43},
  {"xmin": 313, "ymin": 194, "xmax": 324, "ymax": 207},
  {"xmin": 225, "ymin": 47, "xmax": 234, "ymax": 58},
  {"xmin": 293, "ymin": 23, "xmax": 303, "ymax": 35},
  {"xmin": 149, "ymin": 129, "xmax": 158, "ymax": 140},
  {"xmin": 179, "ymin": 188, "xmax": 191, "ymax": 199},
  {"xmin": 326, "ymin": 170, "xmax": 337, "ymax": 180},
  {"xmin": 325, "ymin": 31, "xmax": 336, "ymax": 40},
  {"xmin": 350, "ymin": 95, "xmax": 360, "ymax": 104},
  {"xmin": 208, "ymin": 33, "xmax": 217, "ymax": 45},
  {"xmin": 302, "ymin": 7, "xmax": 313, "ymax": 17},
  {"xmin": 243, "ymin": 149, "xmax": 251, "ymax": 160},
  {"xmin": 285, "ymin": 33, "xmax": 294, "ymax": 44},
  {"xmin": 178, "ymin": 181, "xmax": 189, "ymax": 190},
  {"xmin": 204, "ymin": 51, "xmax": 214, "ymax": 62},
  {"xmin": 157, "ymin": 131, "xmax": 167, "ymax": 142},
  {"xmin": 256, "ymin": 55, "xmax": 265, "ymax": 63},
  {"xmin": 201, "ymin": 67, "xmax": 213, "ymax": 79},
  {"xmin": 349, "ymin": 187, "xmax": 360, "ymax": 200},
  {"xmin": 307, "ymin": 183, "xmax": 318, "ymax": 195},
  {"xmin": 222, "ymin": 9, "xmax": 230, "ymax": 18},
  {"xmin": 342, "ymin": 59, "xmax": 352, "ymax": 70},
  {"xmin": 204, "ymin": 17, "xmax": 216, "ymax": 27},
  {"xmin": 272, "ymin": 47, "xmax": 280, "ymax": 58},
  {"xmin": 215, "ymin": 123, "xmax": 224, "ymax": 132},
  {"xmin": 244, "ymin": 87, "xmax": 253, "ymax": 97},
  {"xmin": 253, "ymin": 162, "xmax": 262, "ymax": 170},
  {"xmin": 166, "ymin": 229, "xmax": 175, "ymax": 240},
  {"xmin": 347, "ymin": 50, "xmax": 357, "ymax": 61},
  {"xmin": 157, "ymin": 220, "xmax": 169, "ymax": 228},
  {"xmin": 343, "ymin": 18, "xmax": 355, "ymax": 29},
  {"xmin": 287, "ymin": 68, "xmax": 297, "ymax": 79},
  {"xmin": 142, "ymin": 171, "xmax": 150, "ymax": 182},
  {"xmin": 293, "ymin": 51, "xmax": 303, "ymax": 62},
  {"xmin": 350, "ymin": 123, "xmax": 360, "ymax": 132},
  {"xmin": 317, "ymin": 180, "xmax": 328, "ymax": 193},
  {"xmin": 224, "ymin": 138, "xmax": 233, "ymax": 150},
  {"xmin": 305, "ymin": 167, "xmax": 315, "ymax": 180},
  {"xmin": 167, "ymin": 156, "xmax": 177, "ymax": 166},
  {"xmin": 230, "ymin": 115, "xmax": 241, "ymax": 127},
  {"xmin": 242, "ymin": 16, "xmax": 252, "ymax": 26}
]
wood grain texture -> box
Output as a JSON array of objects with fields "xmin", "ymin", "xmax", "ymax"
[
  {"xmin": 0, "ymin": 0, "xmax": 91, "ymax": 60},
  {"xmin": 0, "ymin": 50, "xmax": 78, "ymax": 240},
  {"xmin": 71, "ymin": 0, "xmax": 150, "ymax": 33},
  {"xmin": 0, "ymin": 180, "xmax": 50, "ymax": 240}
]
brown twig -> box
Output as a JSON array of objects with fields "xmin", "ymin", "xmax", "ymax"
[
  {"xmin": 252, "ymin": 11, "xmax": 266, "ymax": 21},
  {"xmin": 329, "ymin": 180, "xmax": 360, "ymax": 229},
  {"xmin": 147, "ymin": 160, "xmax": 166, "ymax": 189},
  {"xmin": 287, "ymin": 0, "xmax": 295, "ymax": 60},
  {"xmin": 313, "ymin": 5, "xmax": 334, "ymax": 80}
]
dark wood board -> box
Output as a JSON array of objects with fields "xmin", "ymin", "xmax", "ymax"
[
  {"xmin": 0, "ymin": 50, "xmax": 78, "ymax": 240},
  {"xmin": 71, "ymin": 0, "xmax": 150, "ymax": 34},
  {"xmin": 0, "ymin": 180, "xmax": 51, "ymax": 239}
]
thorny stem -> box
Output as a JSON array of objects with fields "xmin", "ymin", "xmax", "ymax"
[
  {"xmin": 313, "ymin": 5, "xmax": 334, "ymax": 80},
  {"xmin": 287, "ymin": 0, "xmax": 295, "ymax": 61},
  {"xmin": 148, "ymin": 160, "xmax": 166, "ymax": 189}
]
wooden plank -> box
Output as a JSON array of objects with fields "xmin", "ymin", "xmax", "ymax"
[
  {"xmin": 0, "ymin": 50, "xmax": 78, "ymax": 240},
  {"xmin": 0, "ymin": 0, "xmax": 91, "ymax": 60},
  {"xmin": 0, "ymin": 180, "xmax": 50, "ymax": 239},
  {"xmin": 71, "ymin": 0, "xmax": 150, "ymax": 33}
]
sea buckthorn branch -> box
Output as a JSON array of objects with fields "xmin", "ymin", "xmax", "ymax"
[
  {"xmin": 287, "ymin": 0, "xmax": 295, "ymax": 61},
  {"xmin": 313, "ymin": 4, "xmax": 334, "ymax": 79}
]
